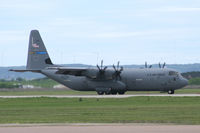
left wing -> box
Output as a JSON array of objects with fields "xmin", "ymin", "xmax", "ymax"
[
  {"xmin": 9, "ymin": 67, "xmax": 88, "ymax": 76},
  {"xmin": 48, "ymin": 67, "xmax": 88, "ymax": 76}
]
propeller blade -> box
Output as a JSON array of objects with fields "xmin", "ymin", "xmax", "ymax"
[
  {"xmin": 101, "ymin": 60, "xmax": 103, "ymax": 70},
  {"xmin": 159, "ymin": 62, "xmax": 161, "ymax": 68},
  {"xmin": 163, "ymin": 62, "xmax": 166, "ymax": 68},
  {"xmin": 145, "ymin": 62, "xmax": 147, "ymax": 68},
  {"xmin": 97, "ymin": 65, "xmax": 100, "ymax": 71},
  {"xmin": 149, "ymin": 65, "xmax": 152, "ymax": 68},
  {"xmin": 117, "ymin": 61, "xmax": 120, "ymax": 70},
  {"xmin": 113, "ymin": 64, "xmax": 117, "ymax": 71}
]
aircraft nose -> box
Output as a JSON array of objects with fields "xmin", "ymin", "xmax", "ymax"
[{"xmin": 182, "ymin": 78, "xmax": 188, "ymax": 87}]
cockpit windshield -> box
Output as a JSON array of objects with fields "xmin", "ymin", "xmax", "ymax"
[{"xmin": 169, "ymin": 71, "xmax": 178, "ymax": 76}]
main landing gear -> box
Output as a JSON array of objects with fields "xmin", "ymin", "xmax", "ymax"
[
  {"xmin": 97, "ymin": 91, "xmax": 104, "ymax": 95},
  {"xmin": 97, "ymin": 91, "xmax": 126, "ymax": 95}
]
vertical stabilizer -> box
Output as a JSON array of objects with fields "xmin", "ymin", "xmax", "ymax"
[{"xmin": 26, "ymin": 30, "xmax": 53, "ymax": 70}]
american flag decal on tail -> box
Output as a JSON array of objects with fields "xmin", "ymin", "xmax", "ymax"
[
  {"xmin": 32, "ymin": 37, "xmax": 39, "ymax": 48},
  {"xmin": 32, "ymin": 43, "xmax": 39, "ymax": 48}
]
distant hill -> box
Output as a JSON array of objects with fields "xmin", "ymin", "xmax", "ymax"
[
  {"xmin": 2, "ymin": 63, "xmax": 200, "ymax": 80},
  {"xmin": 0, "ymin": 66, "xmax": 43, "ymax": 80},
  {"xmin": 181, "ymin": 72, "xmax": 200, "ymax": 79}
]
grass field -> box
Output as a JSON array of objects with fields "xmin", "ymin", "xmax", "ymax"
[
  {"xmin": 0, "ymin": 97, "xmax": 200, "ymax": 124},
  {"xmin": 0, "ymin": 78, "xmax": 58, "ymax": 88}
]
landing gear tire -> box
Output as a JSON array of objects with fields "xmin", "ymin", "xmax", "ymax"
[
  {"xmin": 97, "ymin": 91, "xmax": 104, "ymax": 95},
  {"xmin": 111, "ymin": 91, "xmax": 117, "ymax": 95},
  {"xmin": 118, "ymin": 91, "xmax": 125, "ymax": 95},
  {"xmin": 105, "ymin": 91, "xmax": 111, "ymax": 95},
  {"xmin": 168, "ymin": 90, "xmax": 174, "ymax": 94}
]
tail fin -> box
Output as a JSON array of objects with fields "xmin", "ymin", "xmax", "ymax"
[{"xmin": 26, "ymin": 30, "xmax": 53, "ymax": 70}]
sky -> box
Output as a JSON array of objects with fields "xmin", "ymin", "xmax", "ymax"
[{"xmin": 0, "ymin": 0, "xmax": 200, "ymax": 66}]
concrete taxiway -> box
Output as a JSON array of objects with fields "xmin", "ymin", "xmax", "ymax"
[
  {"xmin": 0, "ymin": 124, "xmax": 200, "ymax": 133},
  {"xmin": 0, "ymin": 94, "xmax": 199, "ymax": 98}
]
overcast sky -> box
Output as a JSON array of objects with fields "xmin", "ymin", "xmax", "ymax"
[{"xmin": 0, "ymin": 0, "xmax": 200, "ymax": 66}]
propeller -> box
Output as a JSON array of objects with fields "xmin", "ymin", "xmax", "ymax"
[
  {"xmin": 113, "ymin": 61, "xmax": 123, "ymax": 80},
  {"xmin": 158, "ymin": 62, "xmax": 166, "ymax": 68},
  {"xmin": 145, "ymin": 62, "xmax": 152, "ymax": 68},
  {"xmin": 97, "ymin": 60, "xmax": 107, "ymax": 74}
]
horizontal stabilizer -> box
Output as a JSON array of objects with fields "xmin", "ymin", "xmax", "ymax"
[{"xmin": 9, "ymin": 69, "xmax": 41, "ymax": 73}]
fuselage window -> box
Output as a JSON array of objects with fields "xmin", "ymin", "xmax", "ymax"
[{"xmin": 169, "ymin": 71, "xmax": 178, "ymax": 76}]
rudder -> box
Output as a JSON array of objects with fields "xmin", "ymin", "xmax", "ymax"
[{"xmin": 26, "ymin": 30, "xmax": 53, "ymax": 70}]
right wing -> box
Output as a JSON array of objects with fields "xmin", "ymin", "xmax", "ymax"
[{"xmin": 10, "ymin": 67, "xmax": 96, "ymax": 77}]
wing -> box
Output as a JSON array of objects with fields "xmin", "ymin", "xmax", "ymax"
[
  {"xmin": 9, "ymin": 67, "xmax": 87, "ymax": 76},
  {"xmin": 9, "ymin": 69, "xmax": 41, "ymax": 73},
  {"xmin": 10, "ymin": 67, "xmax": 114, "ymax": 80},
  {"xmin": 54, "ymin": 67, "xmax": 87, "ymax": 76}
]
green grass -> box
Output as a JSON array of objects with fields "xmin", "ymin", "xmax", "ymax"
[
  {"xmin": 175, "ymin": 88, "xmax": 200, "ymax": 94},
  {"xmin": 21, "ymin": 78, "xmax": 58, "ymax": 88},
  {"xmin": 0, "ymin": 90, "xmax": 97, "ymax": 96},
  {"xmin": 0, "ymin": 82, "xmax": 19, "ymax": 88},
  {"xmin": 0, "ymin": 97, "xmax": 200, "ymax": 124},
  {"xmin": 189, "ymin": 78, "xmax": 200, "ymax": 85},
  {"xmin": 0, "ymin": 78, "xmax": 58, "ymax": 88}
]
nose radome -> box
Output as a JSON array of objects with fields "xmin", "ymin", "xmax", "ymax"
[{"xmin": 182, "ymin": 78, "xmax": 188, "ymax": 87}]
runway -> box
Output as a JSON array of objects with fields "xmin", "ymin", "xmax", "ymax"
[
  {"xmin": 0, "ymin": 124, "xmax": 200, "ymax": 133},
  {"xmin": 0, "ymin": 94, "xmax": 200, "ymax": 98}
]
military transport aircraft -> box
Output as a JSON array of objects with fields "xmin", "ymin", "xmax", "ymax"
[{"xmin": 10, "ymin": 30, "xmax": 188, "ymax": 95}]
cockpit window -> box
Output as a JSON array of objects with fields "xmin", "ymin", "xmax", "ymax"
[{"xmin": 169, "ymin": 71, "xmax": 178, "ymax": 76}]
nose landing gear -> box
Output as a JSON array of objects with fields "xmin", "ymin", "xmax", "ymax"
[{"xmin": 168, "ymin": 90, "xmax": 174, "ymax": 94}]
